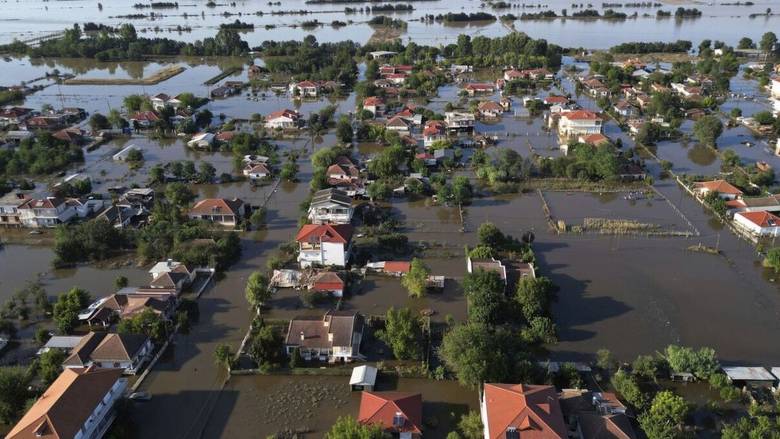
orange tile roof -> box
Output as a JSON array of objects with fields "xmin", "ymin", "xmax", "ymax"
[
  {"xmin": 384, "ymin": 261, "xmax": 411, "ymax": 273},
  {"xmin": 736, "ymin": 211, "xmax": 780, "ymax": 228},
  {"xmin": 295, "ymin": 224, "xmax": 354, "ymax": 244},
  {"xmin": 563, "ymin": 110, "xmax": 601, "ymax": 121},
  {"xmin": 6, "ymin": 367, "xmax": 124, "ymax": 439},
  {"xmin": 482, "ymin": 383, "xmax": 567, "ymax": 439},
  {"xmin": 363, "ymin": 96, "xmax": 384, "ymax": 106},
  {"xmin": 693, "ymin": 179, "xmax": 743, "ymax": 195},
  {"xmin": 189, "ymin": 198, "xmax": 244, "ymax": 216},
  {"xmin": 358, "ymin": 392, "xmax": 422, "ymax": 434}
]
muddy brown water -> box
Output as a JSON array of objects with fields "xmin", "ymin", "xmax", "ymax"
[{"xmin": 204, "ymin": 374, "xmax": 477, "ymax": 439}]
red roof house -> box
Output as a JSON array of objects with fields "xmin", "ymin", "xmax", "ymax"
[
  {"xmin": 358, "ymin": 392, "xmax": 422, "ymax": 437},
  {"xmin": 481, "ymin": 383, "xmax": 567, "ymax": 439}
]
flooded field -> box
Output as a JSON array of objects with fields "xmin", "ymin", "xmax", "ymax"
[
  {"xmin": 543, "ymin": 190, "xmax": 693, "ymax": 233},
  {"xmin": 0, "ymin": 244, "xmax": 149, "ymax": 302},
  {"xmin": 204, "ymin": 374, "xmax": 477, "ymax": 439},
  {"xmin": 1, "ymin": 0, "xmax": 778, "ymax": 48}
]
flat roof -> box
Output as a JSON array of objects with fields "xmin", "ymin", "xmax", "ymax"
[
  {"xmin": 350, "ymin": 365, "xmax": 377, "ymax": 386},
  {"xmin": 723, "ymin": 366, "xmax": 776, "ymax": 381}
]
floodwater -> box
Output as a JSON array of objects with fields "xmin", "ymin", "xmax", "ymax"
[
  {"xmin": 204, "ymin": 374, "xmax": 477, "ymax": 439},
  {"xmin": 1, "ymin": 0, "xmax": 778, "ymax": 48},
  {"xmin": 0, "ymin": 244, "xmax": 149, "ymax": 302}
]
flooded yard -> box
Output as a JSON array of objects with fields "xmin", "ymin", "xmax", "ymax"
[{"xmin": 204, "ymin": 374, "xmax": 477, "ymax": 439}]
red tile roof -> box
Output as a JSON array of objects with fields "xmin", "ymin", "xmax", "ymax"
[
  {"xmin": 296, "ymin": 224, "xmax": 354, "ymax": 244},
  {"xmin": 363, "ymin": 96, "xmax": 384, "ymax": 107},
  {"xmin": 693, "ymin": 179, "xmax": 743, "ymax": 195},
  {"xmin": 482, "ymin": 383, "xmax": 567, "ymax": 439},
  {"xmin": 563, "ymin": 110, "xmax": 601, "ymax": 121},
  {"xmin": 581, "ymin": 133, "xmax": 610, "ymax": 145},
  {"xmin": 384, "ymin": 261, "xmax": 411, "ymax": 274},
  {"xmin": 312, "ymin": 272, "xmax": 345, "ymax": 291},
  {"xmin": 189, "ymin": 198, "xmax": 244, "ymax": 216},
  {"xmin": 358, "ymin": 392, "xmax": 422, "ymax": 434},
  {"xmin": 737, "ymin": 211, "xmax": 780, "ymax": 228},
  {"xmin": 130, "ymin": 111, "xmax": 160, "ymax": 122}
]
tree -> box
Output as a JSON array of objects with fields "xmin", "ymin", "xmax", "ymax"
[
  {"xmin": 611, "ymin": 369, "xmax": 648, "ymax": 410},
  {"xmin": 289, "ymin": 346, "xmax": 303, "ymax": 368},
  {"xmin": 596, "ymin": 348, "xmax": 616, "ymax": 372},
  {"xmin": 462, "ymin": 269, "xmax": 505, "ymax": 325},
  {"xmin": 53, "ymin": 288, "xmax": 91, "ymax": 334},
  {"xmin": 451, "ymin": 176, "xmax": 473, "ymax": 205},
  {"xmin": 164, "ymin": 182, "xmax": 195, "ymax": 208},
  {"xmin": 521, "ymin": 316, "xmax": 557, "ymax": 344},
  {"xmin": 117, "ymin": 307, "xmax": 170, "ymax": 342},
  {"xmin": 402, "ymin": 258, "xmax": 430, "ymax": 297},
  {"xmin": 123, "ymin": 94, "xmax": 146, "ymax": 112},
  {"xmin": 632, "ymin": 354, "xmax": 660, "ymax": 382},
  {"xmin": 89, "ymin": 113, "xmax": 110, "ymax": 131},
  {"xmin": 197, "ymin": 161, "xmax": 216, "ymax": 183},
  {"xmin": 107, "ymin": 109, "xmax": 128, "ymax": 129},
  {"xmin": 468, "ymin": 245, "xmax": 495, "ymax": 259},
  {"xmin": 214, "ymin": 343, "xmax": 233, "ymax": 370},
  {"xmin": 376, "ymin": 307, "xmax": 422, "ymax": 360},
  {"xmin": 325, "ymin": 416, "xmax": 385, "ymax": 439},
  {"xmin": 366, "ymin": 181, "xmax": 391, "ymax": 202},
  {"xmin": 245, "ymin": 272, "xmax": 271, "ymax": 311},
  {"xmin": 457, "ymin": 411, "xmax": 483, "ymax": 439},
  {"xmin": 39, "ymin": 349, "xmax": 66, "ymax": 384},
  {"xmin": 247, "ymin": 324, "xmax": 285, "ymax": 370},
  {"xmin": 664, "ymin": 345, "xmax": 719, "ymax": 378},
  {"xmin": 114, "ymin": 275, "xmax": 128, "ymax": 290},
  {"xmin": 515, "ymin": 276, "xmax": 554, "ymax": 321},
  {"xmin": 760, "ymin": 31, "xmax": 777, "ymax": 52},
  {"xmin": 764, "ymin": 247, "xmax": 780, "ymax": 271},
  {"xmin": 477, "ymin": 222, "xmax": 505, "ymax": 249},
  {"xmin": 439, "ymin": 323, "xmax": 524, "ymax": 389},
  {"xmin": 639, "ymin": 391, "xmax": 689, "ymax": 439},
  {"xmin": 692, "ymin": 115, "xmax": 723, "ymax": 146},
  {"xmin": 336, "ymin": 115, "xmax": 353, "ymax": 144},
  {"xmin": 0, "ymin": 367, "xmax": 33, "ymax": 424}
]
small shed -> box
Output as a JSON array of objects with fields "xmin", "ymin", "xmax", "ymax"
[
  {"xmin": 723, "ymin": 367, "xmax": 776, "ymax": 388},
  {"xmin": 671, "ymin": 372, "xmax": 696, "ymax": 383},
  {"xmin": 350, "ymin": 365, "xmax": 377, "ymax": 391},
  {"xmin": 37, "ymin": 335, "xmax": 84, "ymax": 355}
]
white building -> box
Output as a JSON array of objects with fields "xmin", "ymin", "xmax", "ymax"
[
  {"xmin": 5, "ymin": 367, "xmax": 127, "ymax": 439},
  {"xmin": 308, "ymin": 188, "xmax": 354, "ymax": 225},
  {"xmin": 18, "ymin": 197, "xmax": 77, "ymax": 228},
  {"xmin": 243, "ymin": 163, "xmax": 271, "ymax": 180},
  {"xmin": 733, "ymin": 211, "xmax": 780, "ymax": 237},
  {"xmin": 557, "ymin": 110, "xmax": 603, "ymax": 138},
  {"xmin": 265, "ymin": 109, "xmax": 301, "ymax": 130},
  {"xmin": 187, "ymin": 132, "xmax": 215, "ymax": 149},
  {"xmin": 295, "ymin": 223, "xmax": 354, "ymax": 268}
]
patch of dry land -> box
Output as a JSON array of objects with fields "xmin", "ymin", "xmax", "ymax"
[
  {"xmin": 64, "ymin": 65, "xmax": 185, "ymax": 85},
  {"xmin": 368, "ymin": 25, "xmax": 404, "ymax": 44}
]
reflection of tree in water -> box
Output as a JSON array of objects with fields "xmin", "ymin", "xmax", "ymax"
[{"xmin": 688, "ymin": 144, "xmax": 717, "ymax": 166}]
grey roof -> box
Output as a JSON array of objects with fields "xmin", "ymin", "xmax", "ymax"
[
  {"xmin": 740, "ymin": 195, "xmax": 780, "ymax": 208},
  {"xmin": 723, "ymin": 366, "xmax": 776, "ymax": 381},
  {"xmin": 42, "ymin": 336, "xmax": 84, "ymax": 350},
  {"xmin": 350, "ymin": 365, "xmax": 377, "ymax": 386},
  {"xmin": 285, "ymin": 310, "xmax": 363, "ymax": 349},
  {"xmin": 311, "ymin": 188, "xmax": 352, "ymax": 207}
]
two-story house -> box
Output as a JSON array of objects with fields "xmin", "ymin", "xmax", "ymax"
[
  {"xmin": 6, "ymin": 367, "xmax": 127, "ymax": 439},
  {"xmin": 362, "ymin": 96, "xmax": 386, "ymax": 117},
  {"xmin": 265, "ymin": 109, "xmax": 302, "ymax": 130},
  {"xmin": 289, "ymin": 80, "xmax": 320, "ymax": 98},
  {"xmin": 557, "ymin": 110, "xmax": 603, "ymax": 138},
  {"xmin": 308, "ymin": 188, "xmax": 354, "ymax": 225},
  {"xmin": 295, "ymin": 223, "xmax": 354, "ymax": 268},
  {"xmin": 284, "ymin": 310, "xmax": 364, "ymax": 362},
  {"xmin": 480, "ymin": 383, "xmax": 567, "ymax": 439},
  {"xmin": 18, "ymin": 197, "xmax": 77, "ymax": 228},
  {"xmin": 445, "ymin": 111, "xmax": 475, "ymax": 134},
  {"xmin": 0, "ymin": 191, "xmax": 30, "ymax": 228},
  {"xmin": 63, "ymin": 332, "xmax": 153, "ymax": 375}
]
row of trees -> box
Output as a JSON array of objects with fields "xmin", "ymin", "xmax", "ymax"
[{"xmin": 1, "ymin": 24, "xmax": 249, "ymax": 60}]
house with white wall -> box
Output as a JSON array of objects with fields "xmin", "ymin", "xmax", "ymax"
[{"xmin": 295, "ymin": 223, "xmax": 354, "ymax": 267}]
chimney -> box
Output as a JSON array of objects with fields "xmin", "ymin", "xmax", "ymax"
[
  {"xmin": 392, "ymin": 412, "xmax": 404, "ymax": 428},
  {"xmin": 167, "ymin": 259, "xmax": 173, "ymax": 268},
  {"xmin": 299, "ymin": 331, "xmax": 305, "ymax": 341}
]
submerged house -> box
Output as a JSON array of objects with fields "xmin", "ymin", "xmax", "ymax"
[
  {"xmin": 480, "ymin": 383, "xmax": 568, "ymax": 439},
  {"xmin": 188, "ymin": 198, "xmax": 246, "ymax": 227},
  {"xmin": 295, "ymin": 223, "xmax": 354, "ymax": 268},
  {"xmin": 284, "ymin": 310, "xmax": 364, "ymax": 362},
  {"xmin": 307, "ymin": 188, "xmax": 354, "ymax": 225},
  {"xmin": 357, "ymin": 392, "xmax": 423, "ymax": 439},
  {"xmin": 5, "ymin": 367, "xmax": 127, "ymax": 439},
  {"xmin": 63, "ymin": 332, "xmax": 153, "ymax": 375}
]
